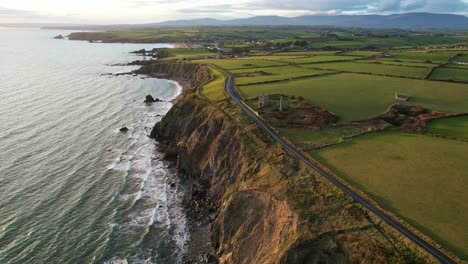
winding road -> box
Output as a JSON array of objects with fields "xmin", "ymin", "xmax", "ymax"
[{"xmin": 223, "ymin": 74, "xmax": 457, "ymax": 264}]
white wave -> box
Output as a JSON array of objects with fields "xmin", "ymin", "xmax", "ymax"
[{"xmin": 105, "ymin": 89, "xmax": 189, "ymax": 262}]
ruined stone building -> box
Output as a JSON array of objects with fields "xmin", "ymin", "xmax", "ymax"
[
  {"xmin": 279, "ymin": 96, "xmax": 290, "ymax": 112},
  {"xmin": 258, "ymin": 95, "xmax": 270, "ymax": 108}
]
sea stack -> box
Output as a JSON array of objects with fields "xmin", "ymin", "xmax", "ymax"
[{"xmin": 144, "ymin": 95, "xmax": 161, "ymax": 103}]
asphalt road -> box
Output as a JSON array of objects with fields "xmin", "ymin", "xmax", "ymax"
[{"xmin": 223, "ymin": 74, "xmax": 457, "ymax": 264}]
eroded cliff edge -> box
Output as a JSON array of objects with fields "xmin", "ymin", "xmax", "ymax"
[{"xmin": 145, "ymin": 62, "xmax": 436, "ymax": 264}]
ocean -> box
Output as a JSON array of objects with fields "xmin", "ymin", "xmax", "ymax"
[{"xmin": 0, "ymin": 28, "xmax": 188, "ymax": 263}]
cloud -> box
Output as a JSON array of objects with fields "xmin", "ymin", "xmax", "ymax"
[
  {"xmin": 371, "ymin": 0, "xmax": 467, "ymax": 12},
  {"xmin": 0, "ymin": 6, "xmax": 38, "ymax": 16},
  {"xmin": 1, "ymin": 0, "xmax": 467, "ymax": 24},
  {"xmin": 0, "ymin": 6, "xmax": 50, "ymax": 22},
  {"xmin": 247, "ymin": 0, "xmax": 372, "ymax": 12},
  {"xmin": 178, "ymin": 4, "xmax": 233, "ymax": 14},
  {"xmin": 424, "ymin": 0, "xmax": 468, "ymax": 12},
  {"xmin": 233, "ymin": 0, "xmax": 467, "ymax": 14},
  {"xmin": 129, "ymin": 0, "xmax": 189, "ymax": 7}
]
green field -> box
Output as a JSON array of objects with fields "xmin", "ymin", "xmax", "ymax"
[
  {"xmin": 427, "ymin": 116, "xmax": 468, "ymax": 138},
  {"xmin": 191, "ymin": 59, "xmax": 288, "ymax": 70},
  {"xmin": 281, "ymin": 55, "xmax": 359, "ymax": 64},
  {"xmin": 429, "ymin": 67, "xmax": 468, "ymax": 82},
  {"xmin": 312, "ymin": 132, "xmax": 468, "ymax": 259},
  {"xmin": 199, "ymin": 67, "xmax": 227, "ymax": 101},
  {"xmin": 164, "ymin": 48, "xmax": 214, "ymax": 59},
  {"xmin": 358, "ymin": 59, "xmax": 436, "ymax": 68},
  {"xmin": 273, "ymin": 51, "xmax": 339, "ymax": 56},
  {"xmin": 234, "ymin": 55, "xmax": 308, "ymax": 61},
  {"xmin": 237, "ymin": 73, "xmax": 468, "ymax": 121},
  {"xmin": 446, "ymin": 62, "xmax": 468, "ymax": 69},
  {"xmin": 387, "ymin": 51, "xmax": 459, "ymax": 63},
  {"xmin": 306, "ymin": 61, "xmax": 431, "ymax": 78},
  {"xmin": 278, "ymin": 125, "xmax": 367, "ymax": 149},
  {"xmin": 232, "ymin": 66, "xmax": 333, "ymax": 85},
  {"xmin": 341, "ymin": 50, "xmax": 382, "ymax": 57},
  {"xmin": 456, "ymin": 53, "xmax": 468, "ymax": 61}
]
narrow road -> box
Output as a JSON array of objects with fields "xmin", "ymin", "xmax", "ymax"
[{"xmin": 223, "ymin": 74, "xmax": 457, "ymax": 264}]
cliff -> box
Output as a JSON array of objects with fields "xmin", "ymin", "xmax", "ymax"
[
  {"xmin": 135, "ymin": 62, "xmax": 210, "ymax": 91},
  {"xmin": 151, "ymin": 92, "xmax": 435, "ymax": 263}
]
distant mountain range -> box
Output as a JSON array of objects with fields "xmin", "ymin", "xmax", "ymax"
[
  {"xmin": 3, "ymin": 13, "xmax": 468, "ymax": 31},
  {"xmin": 148, "ymin": 13, "xmax": 468, "ymax": 30}
]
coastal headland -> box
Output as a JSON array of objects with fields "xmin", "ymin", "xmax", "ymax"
[
  {"xmin": 130, "ymin": 55, "xmax": 448, "ymax": 263},
  {"xmin": 91, "ymin": 26, "xmax": 468, "ymax": 262}
]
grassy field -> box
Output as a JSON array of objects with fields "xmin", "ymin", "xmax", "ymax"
[
  {"xmin": 280, "ymin": 55, "xmax": 359, "ymax": 64},
  {"xmin": 199, "ymin": 67, "xmax": 227, "ymax": 101},
  {"xmin": 358, "ymin": 59, "xmax": 436, "ymax": 68},
  {"xmin": 278, "ymin": 125, "xmax": 368, "ymax": 149},
  {"xmin": 312, "ymin": 132, "xmax": 468, "ymax": 259},
  {"xmin": 427, "ymin": 116, "xmax": 468, "ymax": 138},
  {"xmin": 163, "ymin": 48, "xmax": 214, "ymax": 60},
  {"xmin": 237, "ymin": 73, "xmax": 468, "ymax": 121},
  {"xmin": 387, "ymin": 51, "xmax": 459, "ymax": 63},
  {"xmin": 234, "ymin": 55, "xmax": 308, "ymax": 61},
  {"xmin": 306, "ymin": 61, "xmax": 431, "ymax": 78},
  {"xmin": 231, "ymin": 66, "xmax": 334, "ymax": 85},
  {"xmin": 341, "ymin": 50, "xmax": 382, "ymax": 57},
  {"xmin": 446, "ymin": 62, "xmax": 468, "ymax": 69},
  {"xmin": 191, "ymin": 58, "xmax": 288, "ymax": 70},
  {"xmin": 273, "ymin": 51, "xmax": 339, "ymax": 56},
  {"xmin": 429, "ymin": 67, "xmax": 468, "ymax": 82},
  {"xmin": 455, "ymin": 53, "xmax": 468, "ymax": 61}
]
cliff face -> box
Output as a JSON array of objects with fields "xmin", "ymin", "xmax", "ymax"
[
  {"xmin": 136, "ymin": 62, "xmax": 210, "ymax": 90},
  {"xmin": 151, "ymin": 93, "xmax": 432, "ymax": 264},
  {"xmin": 152, "ymin": 96, "xmax": 301, "ymax": 263}
]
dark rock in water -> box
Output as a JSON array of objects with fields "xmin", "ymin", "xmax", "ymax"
[
  {"xmin": 119, "ymin": 127, "xmax": 129, "ymax": 132},
  {"xmin": 131, "ymin": 49, "xmax": 147, "ymax": 54},
  {"xmin": 170, "ymin": 183, "xmax": 176, "ymax": 188},
  {"xmin": 54, "ymin": 34, "xmax": 64, "ymax": 39},
  {"xmin": 144, "ymin": 95, "xmax": 156, "ymax": 103}
]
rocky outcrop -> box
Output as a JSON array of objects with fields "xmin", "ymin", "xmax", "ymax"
[
  {"xmin": 270, "ymin": 103, "xmax": 338, "ymax": 127},
  {"xmin": 377, "ymin": 104, "xmax": 447, "ymax": 132},
  {"xmin": 151, "ymin": 93, "xmax": 434, "ymax": 264}
]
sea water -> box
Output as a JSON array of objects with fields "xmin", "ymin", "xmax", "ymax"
[{"xmin": 0, "ymin": 28, "xmax": 187, "ymax": 263}]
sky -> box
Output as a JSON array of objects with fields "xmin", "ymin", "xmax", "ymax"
[{"xmin": 0, "ymin": 0, "xmax": 467, "ymax": 24}]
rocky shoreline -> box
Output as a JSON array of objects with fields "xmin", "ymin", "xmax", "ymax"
[{"xmin": 125, "ymin": 53, "xmax": 215, "ymax": 263}]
